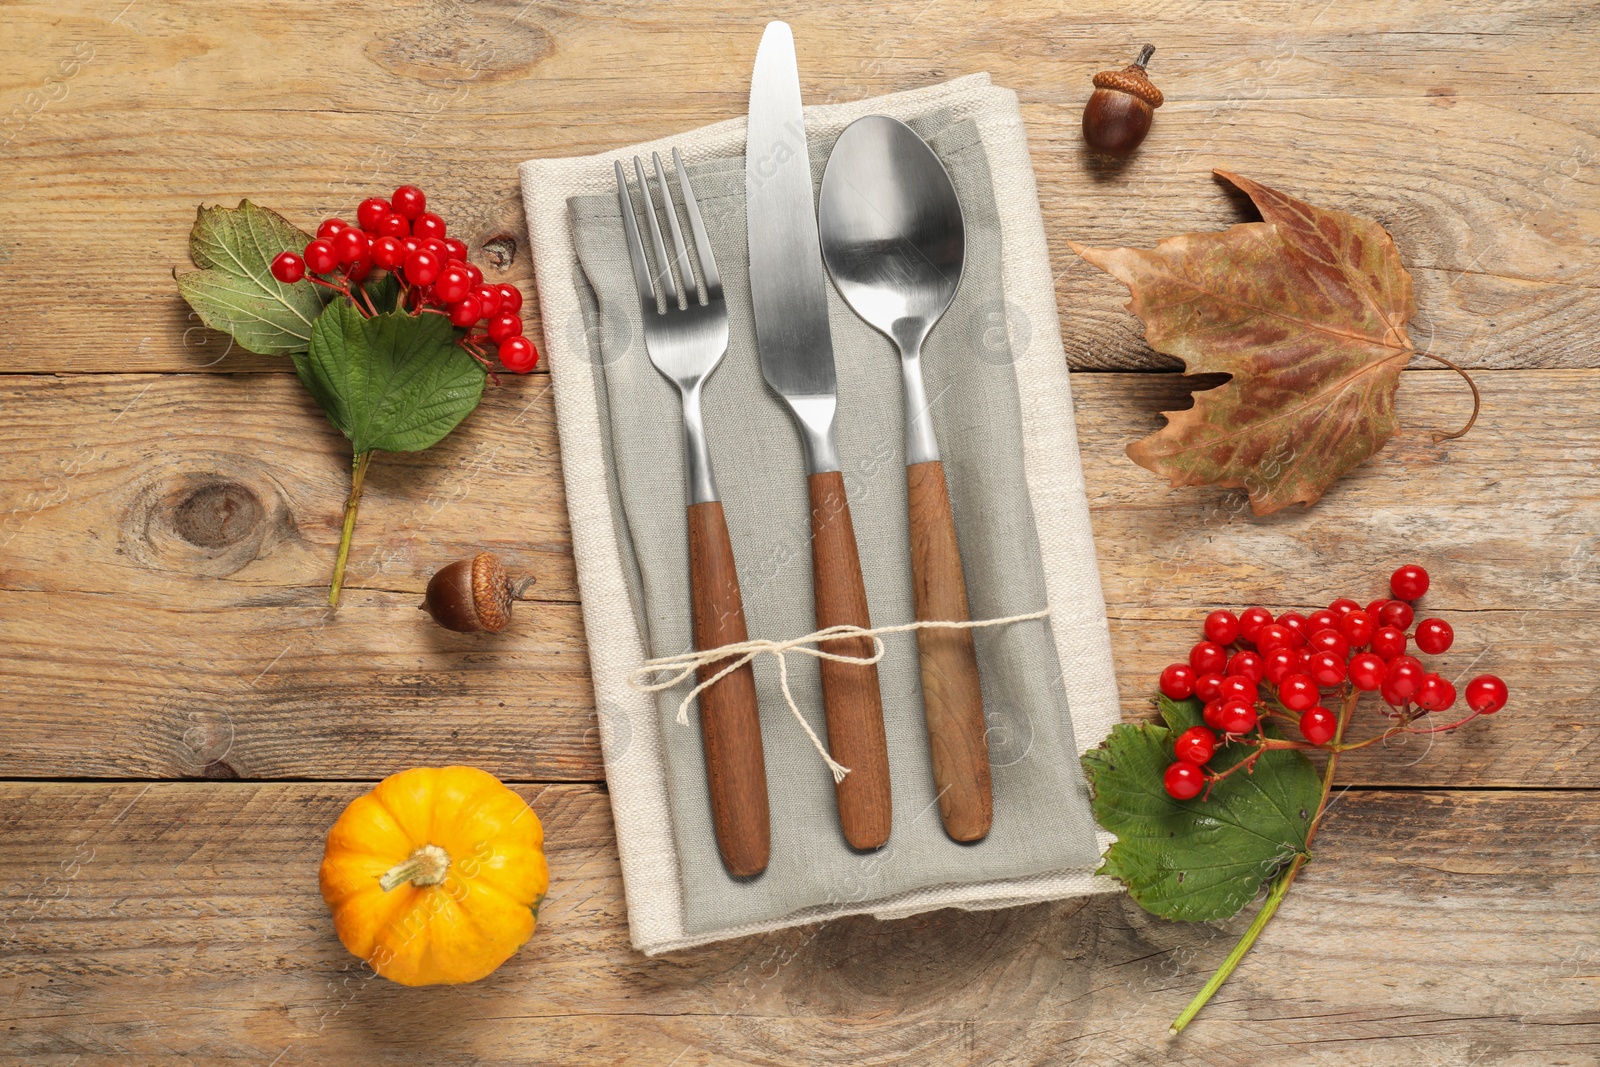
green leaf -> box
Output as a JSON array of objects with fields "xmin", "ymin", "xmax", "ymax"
[
  {"xmin": 296, "ymin": 300, "xmax": 486, "ymax": 455},
  {"xmin": 1081, "ymin": 696, "xmax": 1323, "ymax": 922},
  {"xmin": 175, "ymin": 200, "xmax": 328, "ymax": 356}
]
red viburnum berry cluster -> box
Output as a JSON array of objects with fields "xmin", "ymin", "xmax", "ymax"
[
  {"xmin": 1159, "ymin": 564, "xmax": 1510, "ymax": 801},
  {"xmin": 268, "ymin": 185, "xmax": 538, "ymax": 374}
]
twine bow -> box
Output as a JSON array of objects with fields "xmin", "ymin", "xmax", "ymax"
[{"xmin": 627, "ymin": 610, "xmax": 1050, "ymax": 783}]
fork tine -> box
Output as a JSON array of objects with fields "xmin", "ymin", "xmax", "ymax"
[
  {"xmin": 653, "ymin": 151, "xmax": 698, "ymax": 305},
  {"xmin": 615, "ymin": 160, "xmax": 657, "ymax": 312},
  {"xmin": 673, "ymin": 147, "xmax": 721, "ymax": 299},
  {"xmin": 634, "ymin": 156, "xmax": 679, "ymax": 307}
]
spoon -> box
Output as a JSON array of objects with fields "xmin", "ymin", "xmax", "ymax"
[{"xmin": 818, "ymin": 115, "xmax": 991, "ymax": 843}]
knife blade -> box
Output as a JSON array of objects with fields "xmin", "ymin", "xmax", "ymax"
[{"xmin": 745, "ymin": 20, "xmax": 892, "ymax": 850}]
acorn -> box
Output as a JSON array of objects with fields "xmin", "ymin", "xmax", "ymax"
[
  {"xmin": 1082, "ymin": 44, "xmax": 1164, "ymax": 157},
  {"xmin": 421, "ymin": 552, "xmax": 527, "ymax": 633}
]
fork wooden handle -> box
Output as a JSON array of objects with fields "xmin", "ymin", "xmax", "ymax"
[
  {"xmin": 687, "ymin": 500, "xmax": 770, "ymax": 877},
  {"xmin": 807, "ymin": 470, "xmax": 892, "ymax": 850},
  {"xmin": 906, "ymin": 460, "xmax": 992, "ymax": 843}
]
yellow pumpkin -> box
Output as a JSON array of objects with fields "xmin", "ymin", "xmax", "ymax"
[{"xmin": 319, "ymin": 765, "xmax": 550, "ymax": 986}]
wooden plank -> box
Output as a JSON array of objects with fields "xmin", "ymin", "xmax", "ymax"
[
  {"xmin": 0, "ymin": 2, "xmax": 1594, "ymax": 372},
  {"xmin": 0, "ymin": 372, "xmax": 577, "ymax": 600},
  {"xmin": 1, "ymin": 369, "xmax": 1593, "ymax": 783},
  {"xmin": 0, "ymin": 372, "xmax": 595, "ymax": 781},
  {"xmin": 4, "ymin": 0, "xmax": 1591, "ymax": 110},
  {"xmin": 2, "ymin": 781, "xmax": 1596, "ymax": 1064}
]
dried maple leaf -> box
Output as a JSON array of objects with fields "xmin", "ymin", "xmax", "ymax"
[{"xmin": 1071, "ymin": 170, "xmax": 1443, "ymax": 515}]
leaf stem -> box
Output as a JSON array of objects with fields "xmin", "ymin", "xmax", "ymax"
[
  {"xmin": 328, "ymin": 450, "xmax": 372, "ymax": 609},
  {"xmin": 1171, "ymin": 685, "xmax": 1359, "ymax": 1033},
  {"xmin": 1413, "ymin": 349, "xmax": 1480, "ymax": 442},
  {"xmin": 1169, "ymin": 853, "xmax": 1304, "ymax": 1035}
]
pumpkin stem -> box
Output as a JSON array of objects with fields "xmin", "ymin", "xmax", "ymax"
[{"xmin": 379, "ymin": 843, "xmax": 451, "ymax": 892}]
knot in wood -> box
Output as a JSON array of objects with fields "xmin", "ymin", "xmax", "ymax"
[{"xmin": 171, "ymin": 481, "xmax": 263, "ymax": 548}]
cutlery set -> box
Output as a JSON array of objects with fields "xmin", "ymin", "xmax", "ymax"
[{"xmin": 617, "ymin": 21, "xmax": 988, "ymax": 876}]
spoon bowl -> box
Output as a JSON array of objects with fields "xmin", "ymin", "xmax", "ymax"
[{"xmin": 818, "ymin": 115, "xmax": 966, "ymax": 378}]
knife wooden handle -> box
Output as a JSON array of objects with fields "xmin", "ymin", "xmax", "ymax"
[
  {"xmin": 807, "ymin": 470, "xmax": 892, "ymax": 850},
  {"xmin": 687, "ymin": 500, "xmax": 770, "ymax": 877},
  {"xmin": 906, "ymin": 460, "xmax": 992, "ymax": 843}
]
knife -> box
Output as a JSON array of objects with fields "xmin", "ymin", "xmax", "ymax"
[{"xmin": 745, "ymin": 20, "xmax": 891, "ymax": 850}]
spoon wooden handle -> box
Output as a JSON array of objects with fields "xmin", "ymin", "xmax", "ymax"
[
  {"xmin": 687, "ymin": 500, "xmax": 770, "ymax": 877},
  {"xmin": 807, "ymin": 470, "xmax": 892, "ymax": 850},
  {"xmin": 906, "ymin": 460, "xmax": 992, "ymax": 842}
]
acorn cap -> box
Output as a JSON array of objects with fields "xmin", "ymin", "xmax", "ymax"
[
  {"xmin": 1092, "ymin": 65, "xmax": 1164, "ymax": 109},
  {"xmin": 468, "ymin": 552, "xmax": 515, "ymax": 632}
]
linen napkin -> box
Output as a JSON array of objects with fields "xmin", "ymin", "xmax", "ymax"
[{"xmin": 520, "ymin": 74, "xmax": 1121, "ymax": 955}]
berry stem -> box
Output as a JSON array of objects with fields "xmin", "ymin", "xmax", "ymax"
[
  {"xmin": 352, "ymin": 280, "xmax": 380, "ymax": 318},
  {"xmin": 308, "ymin": 275, "xmax": 351, "ymax": 298},
  {"xmin": 1304, "ymin": 684, "xmax": 1358, "ymax": 848},
  {"xmin": 1202, "ymin": 734, "xmax": 1315, "ymax": 793},
  {"xmin": 1403, "ymin": 709, "xmax": 1482, "ymax": 733},
  {"xmin": 328, "ymin": 449, "xmax": 372, "ymax": 609},
  {"xmin": 457, "ymin": 338, "xmax": 495, "ymax": 372},
  {"xmin": 1254, "ymin": 737, "xmax": 1315, "ymax": 750},
  {"xmin": 1171, "ymin": 684, "xmax": 1357, "ymax": 1034},
  {"xmin": 1203, "ymin": 735, "xmax": 1318, "ymax": 793},
  {"xmin": 310, "ymin": 272, "xmax": 376, "ymax": 318},
  {"xmin": 1330, "ymin": 707, "xmax": 1483, "ymax": 752}
]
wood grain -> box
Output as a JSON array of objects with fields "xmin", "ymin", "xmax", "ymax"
[
  {"xmin": 905, "ymin": 459, "xmax": 991, "ymax": 843},
  {"xmin": 686, "ymin": 499, "xmax": 769, "ymax": 877},
  {"xmin": 2, "ymin": 781, "xmax": 1597, "ymax": 1065},
  {"xmin": 807, "ymin": 469, "xmax": 892, "ymax": 850},
  {"xmin": 0, "ymin": 2, "xmax": 1593, "ymax": 372},
  {"xmin": 0, "ymin": 369, "xmax": 1594, "ymax": 784}
]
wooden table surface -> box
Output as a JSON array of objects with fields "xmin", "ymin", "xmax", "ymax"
[{"xmin": 3, "ymin": 1, "xmax": 1597, "ymax": 1063}]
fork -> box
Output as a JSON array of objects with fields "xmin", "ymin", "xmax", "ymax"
[{"xmin": 616, "ymin": 149, "xmax": 770, "ymax": 878}]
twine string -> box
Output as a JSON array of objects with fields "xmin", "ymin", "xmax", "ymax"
[{"xmin": 627, "ymin": 610, "xmax": 1050, "ymax": 783}]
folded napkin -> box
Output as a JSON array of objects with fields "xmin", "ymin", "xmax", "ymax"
[{"xmin": 520, "ymin": 74, "xmax": 1120, "ymax": 954}]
